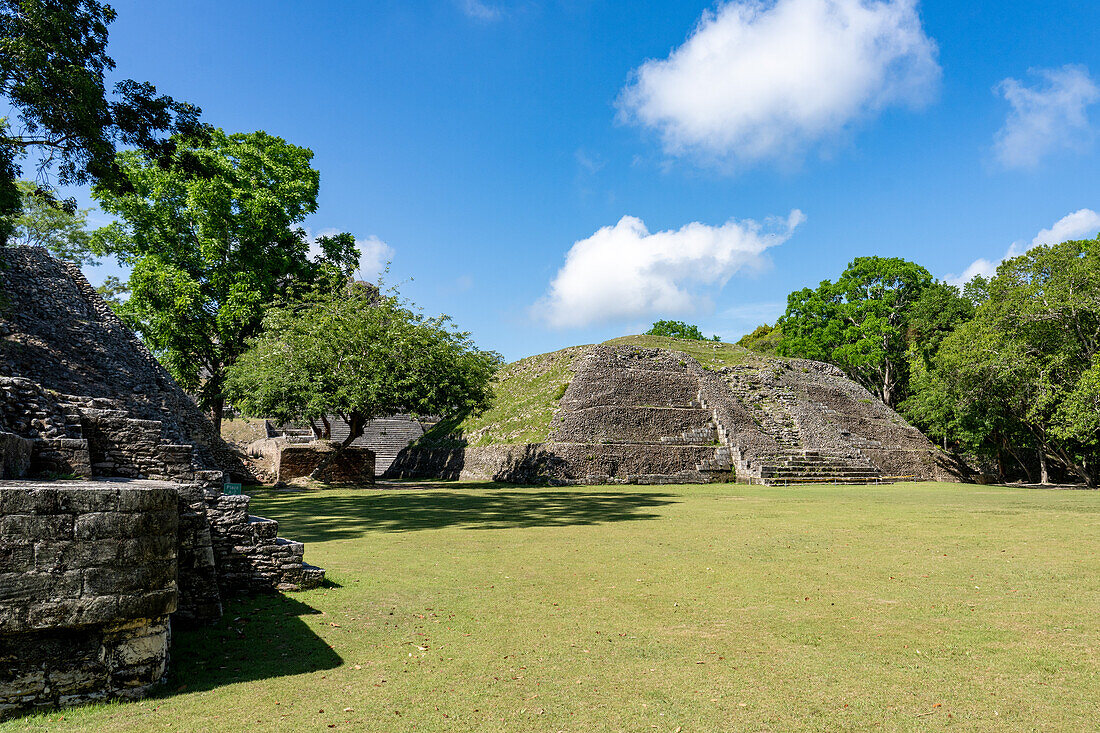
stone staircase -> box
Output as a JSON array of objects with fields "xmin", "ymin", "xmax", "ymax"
[
  {"xmin": 744, "ymin": 449, "xmax": 883, "ymax": 485},
  {"xmin": 5, "ymin": 384, "xmax": 325, "ymax": 598},
  {"xmin": 716, "ymin": 370, "xmax": 885, "ymax": 485},
  {"xmin": 206, "ymin": 492, "xmax": 325, "ymax": 592},
  {"xmin": 274, "ymin": 414, "xmax": 431, "ymax": 476},
  {"xmin": 348, "ymin": 416, "xmax": 430, "ymax": 475},
  {"xmin": 725, "ymin": 369, "xmax": 802, "ymax": 449}
]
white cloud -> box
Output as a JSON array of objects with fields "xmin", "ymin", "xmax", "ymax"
[
  {"xmin": 537, "ymin": 210, "xmax": 805, "ymax": 329},
  {"xmin": 993, "ymin": 65, "xmax": 1100, "ymax": 169},
  {"xmin": 618, "ymin": 0, "xmax": 939, "ymax": 165},
  {"xmin": 305, "ymin": 228, "xmax": 394, "ymax": 281},
  {"xmin": 1030, "ymin": 208, "xmax": 1100, "ymax": 248},
  {"xmin": 946, "ymin": 209, "xmax": 1100, "ymax": 286},
  {"xmin": 459, "ymin": 0, "xmax": 502, "ymax": 20}
]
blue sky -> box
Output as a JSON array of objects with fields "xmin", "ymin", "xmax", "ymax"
[{"xmin": 70, "ymin": 0, "xmax": 1100, "ymax": 361}]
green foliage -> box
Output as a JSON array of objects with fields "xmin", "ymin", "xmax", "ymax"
[
  {"xmin": 778, "ymin": 256, "xmax": 933, "ymax": 406},
  {"xmin": 0, "ymin": 0, "xmax": 204, "ymax": 242},
  {"xmin": 95, "ymin": 274, "xmax": 128, "ymax": 310},
  {"xmin": 2, "ymin": 179, "xmax": 99, "ymax": 264},
  {"xmin": 906, "ymin": 281, "xmax": 975, "ymax": 367},
  {"xmin": 906, "ymin": 236, "xmax": 1100, "ymax": 485},
  {"xmin": 91, "ymin": 128, "xmax": 355, "ymax": 427},
  {"xmin": 737, "ymin": 323, "xmax": 783, "ymax": 355},
  {"xmin": 226, "ymin": 287, "xmax": 501, "ymax": 461},
  {"xmin": 645, "ymin": 320, "xmax": 709, "ymax": 341}
]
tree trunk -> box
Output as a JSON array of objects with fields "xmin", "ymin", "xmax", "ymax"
[
  {"xmin": 309, "ymin": 413, "xmax": 364, "ymax": 480},
  {"xmin": 309, "ymin": 419, "xmax": 323, "ymax": 440},
  {"xmin": 1038, "ymin": 448, "xmax": 1050, "ymax": 485},
  {"xmin": 320, "ymin": 414, "xmax": 332, "ymax": 440},
  {"xmin": 1005, "ymin": 444, "xmax": 1035, "ymax": 484},
  {"xmin": 210, "ymin": 394, "xmax": 224, "ymax": 436}
]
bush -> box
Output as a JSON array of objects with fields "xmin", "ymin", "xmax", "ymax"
[{"xmin": 645, "ymin": 320, "xmax": 709, "ymax": 341}]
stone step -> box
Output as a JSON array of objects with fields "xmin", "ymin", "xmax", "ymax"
[
  {"xmin": 757, "ymin": 477, "xmax": 894, "ymax": 485},
  {"xmin": 248, "ymin": 515, "xmax": 279, "ymax": 539},
  {"xmin": 301, "ymin": 563, "xmax": 326, "ymax": 588}
]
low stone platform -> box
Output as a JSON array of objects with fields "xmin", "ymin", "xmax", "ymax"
[{"xmin": 0, "ymin": 480, "xmax": 178, "ymax": 717}]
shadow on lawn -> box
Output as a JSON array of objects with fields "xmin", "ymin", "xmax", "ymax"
[
  {"xmin": 258, "ymin": 489, "xmax": 678, "ymax": 543},
  {"xmin": 163, "ymin": 592, "xmax": 341, "ymax": 695}
]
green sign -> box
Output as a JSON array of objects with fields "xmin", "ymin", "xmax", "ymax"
[{"xmin": 223, "ymin": 482, "xmax": 242, "ymax": 495}]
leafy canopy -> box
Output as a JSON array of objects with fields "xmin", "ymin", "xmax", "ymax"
[
  {"xmin": 91, "ymin": 128, "xmax": 356, "ymax": 427},
  {"xmin": 225, "ymin": 287, "xmax": 502, "ymax": 452},
  {"xmin": 0, "ymin": 0, "xmax": 203, "ymax": 241},
  {"xmin": 645, "ymin": 320, "xmax": 717, "ymax": 341},
  {"xmin": 3, "ymin": 179, "xmax": 96, "ymax": 264},
  {"xmin": 778, "ymin": 256, "xmax": 933, "ymax": 406},
  {"xmin": 905, "ymin": 236, "xmax": 1100, "ymax": 485}
]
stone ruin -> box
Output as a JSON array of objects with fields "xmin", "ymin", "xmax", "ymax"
[
  {"xmin": 0, "ymin": 247, "xmax": 324, "ymax": 717},
  {"xmin": 254, "ymin": 413, "xmax": 432, "ymax": 480},
  {"xmin": 389, "ymin": 344, "xmax": 967, "ymax": 485}
]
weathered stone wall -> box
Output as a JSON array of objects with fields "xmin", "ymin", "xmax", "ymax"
[
  {"xmin": 0, "ymin": 377, "xmax": 91, "ymax": 478},
  {"xmin": 0, "ymin": 248, "xmax": 326, "ymax": 630},
  {"xmin": 388, "ymin": 443, "xmax": 721, "ymax": 485},
  {"xmin": 0, "ymin": 483, "xmax": 178, "ymax": 717},
  {"xmin": 0, "ymin": 247, "xmax": 246, "ymax": 480},
  {"xmin": 205, "ymin": 493, "xmax": 323, "ymax": 594},
  {"xmin": 557, "ymin": 366, "xmax": 699, "ymax": 409},
  {"xmin": 0, "ymin": 433, "xmax": 32, "ymax": 480},
  {"xmin": 550, "ymin": 405, "xmax": 713, "ymax": 444},
  {"xmin": 277, "ymin": 444, "xmax": 375, "ymax": 484}
]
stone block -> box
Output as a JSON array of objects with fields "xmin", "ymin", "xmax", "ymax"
[
  {"xmin": 277, "ymin": 443, "xmax": 375, "ymax": 483},
  {"xmin": 105, "ymin": 619, "xmax": 169, "ymax": 668},
  {"xmin": 63, "ymin": 488, "xmax": 120, "ymax": 513},
  {"xmin": 24, "ymin": 594, "xmax": 118, "ymax": 629},
  {"xmin": 115, "ymin": 590, "xmax": 177, "ymax": 620},
  {"xmin": 34, "ymin": 540, "xmax": 118, "ymax": 571},
  {"xmin": 0, "ymin": 513, "xmax": 73, "ymax": 540},
  {"xmin": 83, "ymin": 564, "xmax": 171, "ymax": 597},
  {"xmin": 117, "ymin": 488, "xmax": 176, "ymax": 513},
  {"xmin": 0, "ymin": 570, "xmax": 82, "ymax": 603},
  {"xmin": 0, "ymin": 542, "xmax": 35, "ymax": 573},
  {"xmin": 74, "ymin": 509, "xmax": 175, "ymax": 540}
]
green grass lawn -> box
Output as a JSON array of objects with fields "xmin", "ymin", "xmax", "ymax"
[{"xmin": 6, "ymin": 482, "xmax": 1098, "ymax": 732}]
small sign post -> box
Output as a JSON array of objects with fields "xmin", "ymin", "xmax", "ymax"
[{"xmin": 223, "ymin": 482, "xmax": 242, "ymax": 495}]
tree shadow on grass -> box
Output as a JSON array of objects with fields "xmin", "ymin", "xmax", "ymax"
[
  {"xmin": 253, "ymin": 488, "xmax": 678, "ymax": 543},
  {"xmin": 162, "ymin": 592, "xmax": 341, "ymax": 695}
]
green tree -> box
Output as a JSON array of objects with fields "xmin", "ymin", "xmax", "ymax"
[
  {"xmin": 737, "ymin": 323, "xmax": 782, "ymax": 355},
  {"xmin": 778, "ymin": 256, "xmax": 933, "ymax": 407},
  {"xmin": 906, "ymin": 281, "xmax": 975, "ymax": 367},
  {"xmin": 645, "ymin": 320, "xmax": 710, "ymax": 341},
  {"xmin": 908, "ymin": 236, "xmax": 1100, "ymax": 485},
  {"xmin": 95, "ymin": 274, "xmax": 128, "ymax": 309},
  {"xmin": 0, "ymin": 0, "xmax": 204, "ymax": 241},
  {"xmin": 226, "ymin": 286, "xmax": 501, "ymax": 477},
  {"xmin": 3, "ymin": 179, "xmax": 97, "ymax": 264},
  {"xmin": 92, "ymin": 128, "xmax": 353, "ymax": 431}
]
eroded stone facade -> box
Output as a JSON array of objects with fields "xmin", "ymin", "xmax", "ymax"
[
  {"xmin": 0, "ymin": 247, "xmax": 325, "ymax": 716},
  {"xmin": 388, "ymin": 344, "xmax": 968, "ymax": 485},
  {"xmin": 0, "ymin": 483, "xmax": 177, "ymax": 716}
]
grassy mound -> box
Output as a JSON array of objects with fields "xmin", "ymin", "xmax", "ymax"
[
  {"xmin": 417, "ymin": 345, "xmax": 587, "ymax": 447},
  {"xmin": 416, "ymin": 336, "xmax": 766, "ymax": 448}
]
